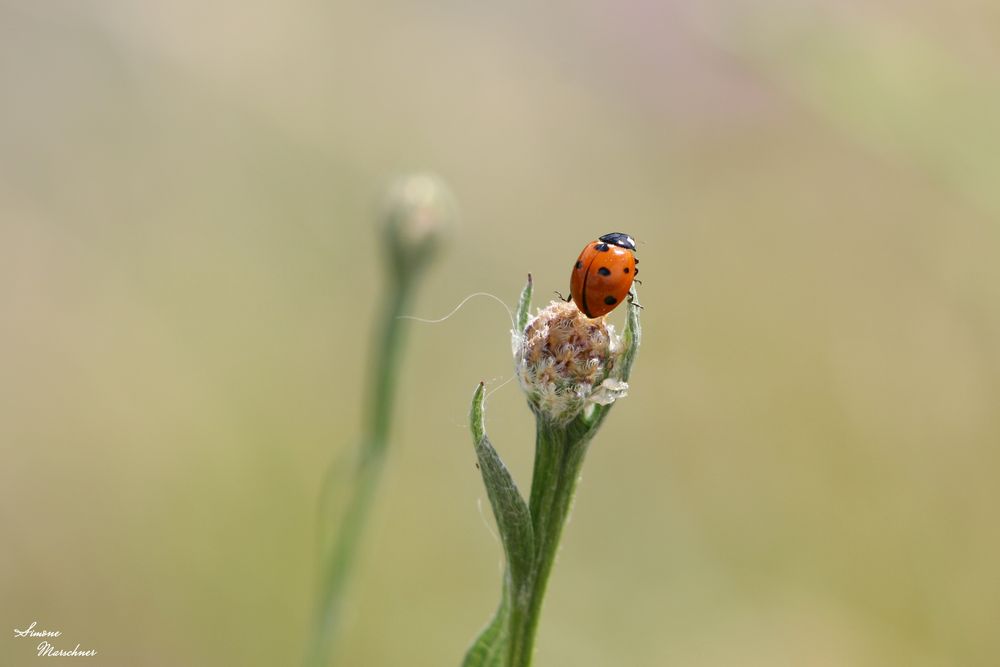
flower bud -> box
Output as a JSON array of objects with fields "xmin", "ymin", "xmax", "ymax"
[
  {"xmin": 380, "ymin": 173, "xmax": 458, "ymax": 282},
  {"xmin": 514, "ymin": 300, "xmax": 628, "ymax": 424}
]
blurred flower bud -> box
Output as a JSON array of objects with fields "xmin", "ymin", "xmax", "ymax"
[
  {"xmin": 381, "ymin": 173, "xmax": 458, "ymax": 282},
  {"xmin": 514, "ymin": 300, "xmax": 628, "ymax": 424}
]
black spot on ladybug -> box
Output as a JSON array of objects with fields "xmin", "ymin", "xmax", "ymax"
[
  {"xmin": 604, "ymin": 295, "xmax": 618, "ymax": 306},
  {"xmin": 623, "ymin": 267, "xmax": 630, "ymax": 274},
  {"xmin": 598, "ymin": 267, "xmax": 611, "ymax": 276},
  {"xmin": 595, "ymin": 243, "xmax": 609, "ymax": 252},
  {"xmin": 575, "ymin": 260, "xmax": 583, "ymax": 269}
]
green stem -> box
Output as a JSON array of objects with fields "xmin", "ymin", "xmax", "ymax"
[
  {"xmin": 305, "ymin": 281, "xmax": 414, "ymax": 667},
  {"xmin": 508, "ymin": 422, "xmax": 591, "ymax": 667},
  {"xmin": 365, "ymin": 283, "xmax": 414, "ymax": 453}
]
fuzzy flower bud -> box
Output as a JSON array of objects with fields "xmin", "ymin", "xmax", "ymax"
[
  {"xmin": 514, "ymin": 300, "xmax": 629, "ymax": 424},
  {"xmin": 381, "ymin": 173, "xmax": 458, "ymax": 282}
]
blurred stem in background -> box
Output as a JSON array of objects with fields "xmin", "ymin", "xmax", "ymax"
[{"xmin": 305, "ymin": 174, "xmax": 458, "ymax": 667}]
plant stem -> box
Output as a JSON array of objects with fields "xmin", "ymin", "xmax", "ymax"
[
  {"xmin": 508, "ymin": 422, "xmax": 591, "ymax": 667},
  {"xmin": 305, "ymin": 281, "xmax": 413, "ymax": 667}
]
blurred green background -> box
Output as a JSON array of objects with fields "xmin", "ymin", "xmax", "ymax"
[{"xmin": 2, "ymin": 2, "xmax": 999, "ymax": 665}]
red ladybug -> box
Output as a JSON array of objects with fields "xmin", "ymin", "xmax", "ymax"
[{"xmin": 569, "ymin": 232, "xmax": 639, "ymax": 318}]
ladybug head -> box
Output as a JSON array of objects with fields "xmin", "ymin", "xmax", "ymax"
[{"xmin": 598, "ymin": 232, "xmax": 636, "ymax": 251}]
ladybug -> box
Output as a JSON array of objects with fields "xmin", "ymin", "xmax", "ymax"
[{"xmin": 568, "ymin": 232, "xmax": 639, "ymax": 318}]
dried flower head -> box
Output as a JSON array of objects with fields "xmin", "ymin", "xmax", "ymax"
[{"xmin": 514, "ymin": 300, "xmax": 629, "ymax": 424}]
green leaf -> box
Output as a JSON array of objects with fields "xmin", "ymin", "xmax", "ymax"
[
  {"xmin": 617, "ymin": 284, "xmax": 642, "ymax": 382},
  {"xmin": 464, "ymin": 383, "xmax": 535, "ymax": 666},
  {"xmin": 515, "ymin": 274, "xmax": 533, "ymax": 333},
  {"xmin": 469, "ymin": 382, "xmax": 535, "ymax": 588}
]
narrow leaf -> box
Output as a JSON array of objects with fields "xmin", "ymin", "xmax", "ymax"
[
  {"xmin": 618, "ymin": 284, "xmax": 642, "ymax": 383},
  {"xmin": 469, "ymin": 382, "xmax": 535, "ymax": 587},
  {"xmin": 515, "ymin": 274, "xmax": 533, "ymax": 333}
]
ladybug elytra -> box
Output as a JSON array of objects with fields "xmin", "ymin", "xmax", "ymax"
[{"xmin": 568, "ymin": 232, "xmax": 639, "ymax": 318}]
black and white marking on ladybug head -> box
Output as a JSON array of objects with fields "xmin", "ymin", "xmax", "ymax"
[{"xmin": 598, "ymin": 232, "xmax": 636, "ymax": 251}]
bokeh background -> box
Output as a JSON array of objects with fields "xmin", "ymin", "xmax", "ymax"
[{"xmin": 2, "ymin": 1, "xmax": 999, "ymax": 665}]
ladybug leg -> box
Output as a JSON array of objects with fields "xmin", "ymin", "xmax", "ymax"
[
  {"xmin": 627, "ymin": 292, "xmax": 644, "ymax": 310},
  {"xmin": 553, "ymin": 290, "xmax": 572, "ymax": 303},
  {"xmin": 634, "ymin": 279, "xmax": 643, "ymax": 286}
]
